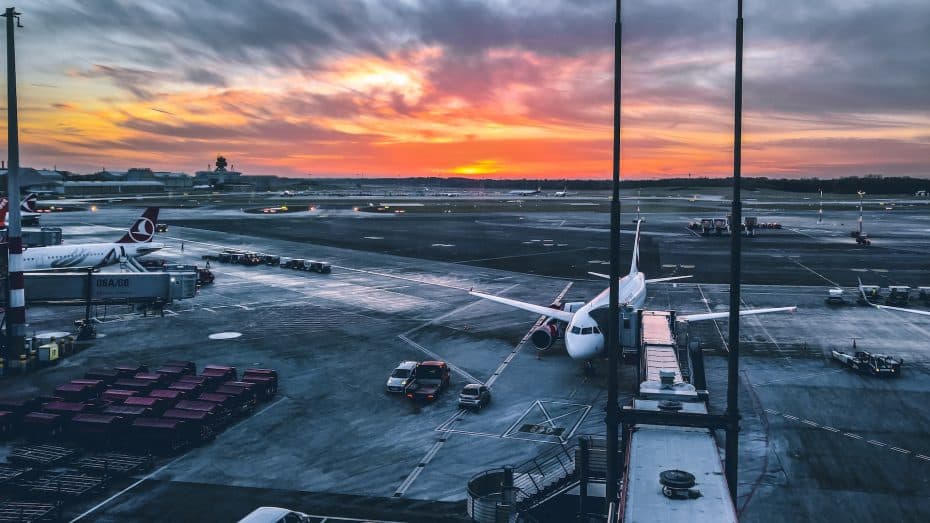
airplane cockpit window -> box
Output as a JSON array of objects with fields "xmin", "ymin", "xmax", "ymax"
[
  {"xmin": 581, "ymin": 327, "xmax": 593, "ymax": 335},
  {"xmin": 571, "ymin": 326, "xmax": 581, "ymax": 334}
]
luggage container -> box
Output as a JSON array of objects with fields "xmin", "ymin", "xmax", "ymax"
[
  {"xmin": 103, "ymin": 404, "xmax": 152, "ymax": 421},
  {"xmin": 244, "ymin": 368, "xmax": 278, "ymax": 387},
  {"xmin": 70, "ymin": 379, "xmax": 107, "ymax": 396},
  {"xmin": 54, "ymin": 383, "xmax": 96, "ymax": 403},
  {"xmin": 22, "ymin": 412, "xmax": 65, "ymax": 440},
  {"xmin": 0, "ymin": 398, "xmax": 41, "ymax": 419},
  {"xmin": 215, "ymin": 385, "xmax": 256, "ymax": 414},
  {"xmin": 68, "ymin": 413, "xmax": 128, "ymax": 449},
  {"xmin": 42, "ymin": 401, "xmax": 90, "ymax": 419},
  {"xmin": 162, "ymin": 409, "xmax": 216, "ymax": 442},
  {"xmin": 130, "ymin": 418, "xmax": 192, "ymax": 455},
  {"xmin": 181, "ymin": 373, "xmax": 222, "ymax": 391},
  {"xmin": 112, "ymin": 379, "xmax": 157, "ymax": 394},
  {"xmin": 196, "ymin": 393, "xmax": 242, "ymax": 417},
  {"xmin": 202, "ymin": 365, "xmax": 237, "ymax": 382},
  {"xmin": 124, "ymin": 396, "xmax": 171, "ymax": 416},
  {"xmin": 149, "ymin": 389, "xmax": 186, "ymax": 402},
  {"xmin": 84, "ymin": 368, "xmax": 120, "ymax": 384},
  {"xmin": 162, "ymin": 360, "xmax": 196, "ymax": 375},
  {"xmin": 240, "ymin": 375, "xmax": 277, "ymax": 400},
  {"xmin": 101, "ymin": 389, "xmax": 137, "ymax": 403},
  {"xmin": 154, "ymin": 366, "xmax": 187, "ymax": 382},
  {"xmin": 174, "ymin": 400, "xmax": 231, "ymax": 427},
  {"xmin": 168, "ymin": 381, "xmax": 203, "ymax": 397},
  {"xmin": 113, "ymin": 363, "xmax": 149, "ymax": 378},
  {"xmin": 134, "ymin": 372, "xmax": 171, "ymax": 388}
]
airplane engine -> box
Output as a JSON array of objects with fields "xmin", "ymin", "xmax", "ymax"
[{"xmin": 530, "ymin": 323, "xmax": 560, "ymax": 351}]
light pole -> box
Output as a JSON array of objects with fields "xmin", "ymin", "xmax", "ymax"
[
  {"xmin": 3, "ymin": 6, "xmax": 26, "ymax": 364},
  {"xmin": 857, "ymin": 190, "xmax": 865, "ymax": 236}
]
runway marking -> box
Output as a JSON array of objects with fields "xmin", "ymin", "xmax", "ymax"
[
  {"xmin": 774, "ymin": 409, "xmax": 930, "ymax": 464},
  {"xmin": 782, "ymin": 256, "xmax": 842, "ymax": 288},
  {"xmin": 397, "ymin": 334, "xmax": 483, "ymax": 385},
  {"xmin": 695, "ymin": 284, "xmax": 729, "ymax": 352},
  {"xmin": 402, "ymin": 283, "xmax": 520, "ymax": 337},
  {"xmin": 452, "ymin": 246, "xmax": 596, "ymax": 265},
  {"xmin": 740, "ymin": 297, "xmax": 793, "ymax": 367}
]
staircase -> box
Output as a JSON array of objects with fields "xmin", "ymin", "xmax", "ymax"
[{"xmin": 513, "ymin": 442, "xmax": 578, "ymax": 512}]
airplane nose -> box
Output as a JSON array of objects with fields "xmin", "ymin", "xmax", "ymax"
[{"xmin": 565, "ymin": 333, "xmax": 602, "ymax": 360}]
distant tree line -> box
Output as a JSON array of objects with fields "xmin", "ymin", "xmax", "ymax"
[{"xmin": 314, "ymin": 175, "xmax": 929, "ymax": 195}]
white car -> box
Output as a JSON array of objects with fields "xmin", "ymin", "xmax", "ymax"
[
  {"xmin": 386, "ymin": 361, "xmax": 418, "ymax": 393},
  {"xmin": 238, "ymin": 506, "xmax": 310, "ymax": 523}
]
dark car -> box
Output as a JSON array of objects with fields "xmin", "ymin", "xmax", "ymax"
[
  {"xmin": 458, "ymin": 384, "xmax": 491, "ymax": 410},
  {"xmin": 404, "ymin": 361, "xmax": 450, "ymax": 402}
]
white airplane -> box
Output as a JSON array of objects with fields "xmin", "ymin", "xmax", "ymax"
[
  {"xmin": 508, "ymin": 187, "xmax": 542, "ymax": 196},
  {"xmin": 0, "ymin": 207, "xmax": 164, "ymax": 271},
  {"xmin": 858, "ymin": 279, "xmax": 930, "ymax": 316},
  {"xmin": 0, "ymin": 193, "xmax": 40, "ymax": 226},
  {"xmin": 470, "ymin": 221, "xmax": 797, "ymax": 359},
  {"xmin": 554, "ymin": 190, "xmax": 570, "ymax": 197}
]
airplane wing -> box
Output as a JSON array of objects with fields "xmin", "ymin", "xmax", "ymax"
[
  {"xmin": 873, "ymin": 305, "xmax": 930, "ymax": 316},
  {"xmin": 679, "ymin": 306, "xmax": 797, "ymax": 322},
  {"xmin": 469, "ymin": 291, "xmax": 575, "ymax": 323},
  {"xmin": 645, "ymin": 275, "xmax": 693, "ymax": 283},
  {"xmin": 588, "ymin": 271, "xmax": 692, "ymax": 284}
]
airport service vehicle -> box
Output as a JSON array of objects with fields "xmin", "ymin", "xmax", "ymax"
[
  {"xmin": 238, "ymin": 506, "xmax": 311, "ymax": 523},
  {"xmin": 404, "ymin": 361, "xmax": 450, "ymax": 402},
  {"xmin": 0, "ymin": 207, "xmax": 163, "ymax": 271},
  {"xmin": 156, "ymin": 223, "xmax": 168, "ymax": 232},
  {"xmin": 278, "ymin": 256, "xmax": 293, "ymax": 268},
  {"xmin": 468, "ymin": 220, "xmax": 795, "ymax": 360},
  {"xmin": 458, "ymin": 384, "xmax": 491, "ymax": 410},
  {"xmin": 858, "ymin": 278, "xmax": 930, "ymax": 317},
  {"xmin": 386, "ymin": 361, "xmax": 418, "ymax": 393},
  {"xmin": 299, "ymin": 260, "xmax": 331, "ymax": 274},
  {"xmin": 826, "ymin": 288, "xmax": 845, "ymax": 305},
  {"xmin": 832, "ymin": 350, "xmax": 902, "ymax": 377}
]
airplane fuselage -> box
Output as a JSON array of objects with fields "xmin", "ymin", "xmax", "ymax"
[
  {"xmin": 20, "ymin": 242, "xmax": 163, "ymax": 271},
  {"xmin": 562, "ymin": 272, "xmax": 646, "ymax": 359}
]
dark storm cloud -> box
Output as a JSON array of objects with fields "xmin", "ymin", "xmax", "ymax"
[{"xmin": 71, "ymin": 64, "xmax": 160, "ymax": 100}]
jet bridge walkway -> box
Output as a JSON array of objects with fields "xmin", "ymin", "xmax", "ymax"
[{"xmin": 0, "ymin": 271, "xmax": 197, "ymax": 307}]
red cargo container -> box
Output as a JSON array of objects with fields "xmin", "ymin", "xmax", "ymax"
[
  {"xmin": 130, "ymin": 418, "xmax": 192, "ymax": 455},
  {"xmin": 113, "ymin": 363, "xmax": 149, "ymax": 377},
  {"xmin": 182, "ymin": 374, "xmax": 222, "ymax": 391},
  {"xmin": 154, "ymin": 366, "xmax": 187, "ymax": 382},
  {"xmin": 134, "ymin": 372, "xmax": 170, "ymax": 387},
  {"xmin": 22, "ymin": 412, "xmax": 65, "ymax": 440},
  {"xmin": 162, "ymin": 409, "xmax": 216, "ymax": 442},
  {"xmin": 70, "ymin": 379, "xmax": 107, "ymax": 396},
  {"xmin": 215, "ymin": 385, "xmax": 256, "ymax": 414},
  {"xmin": 244, "ymin": 368, "xmax": 278, "ymax": 386},
  {"xmin": 162, "ymin": 360, "xmax": 196, "ymax": 375},
  {"xmin": 124, "ymin": 396, "xmax": 171, "ymax": 416},
  {"xmin": 54, "ymin": 383, "xmax": 96, "ymax": 402},
  {"xmin": 0, "ymin": 398, "xmax": 41, "ymax": 418},
  {"xmin": 84, "ymin": 368, "xmax": 120, "ymax": 384},
  {"xmin": 42, "ymin": 401, "xmax": 89, "ymax": 418},
  {"xmin": 168, "ymin": 381, "xmax": 203, "ymax": 396},
  {"xmin": 196, "ymin": 393, "xmax": 243, "ymax": 417},
  {"xmin": 69, "ymin": 413, "xmax": 128, "ymax": 448},
  {"xmin": 174, "ymin": 400, "xmax": 231, "ymax": 427},
  {"xmin": 202, "ymin": 365, "xmax": 238, "ymax": 382},
  {"xmin": 240, "ymin": 376, "xmax": 276, "ymax": 400},
  {"xmin": 101, "ymin": 389, "xmax": 137, "ymax": 403},
  {"xmin": 112, "ymin": 379, "xmax": 156, "ymax": 394},
  {"xmin": 150, "ymin": 389, "xmax": 186, "ymax": 402},
  {"xmin": 103, "ymin": 404, "xmax": 152, "ymax": 421}
]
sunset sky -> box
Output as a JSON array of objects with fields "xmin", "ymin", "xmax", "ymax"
[{"xmin": 2, "ymin": 0, "xmax": 928, "ymax": 179}]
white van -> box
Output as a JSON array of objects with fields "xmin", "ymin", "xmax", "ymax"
[{"xmin": 237, "ymin": 507, "xmax": 310, "ymax": 523}]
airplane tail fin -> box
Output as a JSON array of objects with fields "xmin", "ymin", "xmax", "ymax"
[
  {"xmin": 0, "ymin": 197, "xmax": 8, "ymax": 226},
  {"xmin": 117, "ymin": 207, "xmax": 160, "ymax": 244},
  {"xmin": 630, "ymin": 219, "xmax": 642, "ymax": 275},
  {"xmin": 21, "ymin": 193, "xmax": 37, "ymax": 213}
]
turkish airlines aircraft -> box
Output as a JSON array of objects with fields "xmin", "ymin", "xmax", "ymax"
[
  {"xmin": 470, "ymin": 220, "xmax": 797, "ymax": 360},
  {"xmin": 0, "ymin": 193, "xmax": 39, "ymax": 226},
  {"xmin": 0, "ymin": 207, "xmax": 164, "ymax": 271}
]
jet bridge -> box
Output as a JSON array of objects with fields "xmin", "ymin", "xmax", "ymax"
[{"xmin": 0, "ymin": 271, "xmax": 197, "ymax": 307}]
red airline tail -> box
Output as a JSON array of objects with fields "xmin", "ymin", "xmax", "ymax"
[
  {"xmin": 117, "ymin": 207, "xmax": 160, "ymax": 244},
  {"xmin": 0, "ymin": 198, "xmax": 8, "ymax": 226}
]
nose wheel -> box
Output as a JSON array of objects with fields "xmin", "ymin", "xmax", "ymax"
[{"xmin": 583, "ymin": 361, "xmax": 596, "ymax": 377}]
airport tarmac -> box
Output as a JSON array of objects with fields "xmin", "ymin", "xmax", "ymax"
[{"xmin": 1, "ymin": 193, "xmax": 929, "ymax": 522}]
